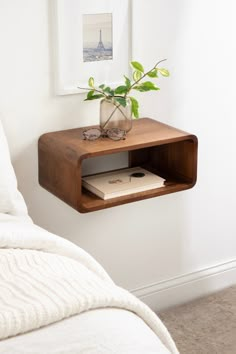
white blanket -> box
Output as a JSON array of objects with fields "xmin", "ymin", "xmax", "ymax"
[{"xmin": 0, "ymin": 216, "xmax": 178, "ymax": 354}]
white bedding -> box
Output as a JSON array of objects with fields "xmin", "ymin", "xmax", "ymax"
[
  {"xmin": 0, "ymin": 116, "xmax": 179, "ymax": 353},
  {"xmin": 0, "ymin": 119, "xmax": 30, "ymax": 218},
  {"xmin": 0, "ymin": 215, "xmax": 179, "ymax": 354},
  {"xmin": 0, "ymin": 309, "xmax": 171, "ymax": 354}
]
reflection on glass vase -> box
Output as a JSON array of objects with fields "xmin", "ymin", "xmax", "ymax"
[{"xmin": 100, "ymin": 97, "xmax": 132, "ymax": 133}]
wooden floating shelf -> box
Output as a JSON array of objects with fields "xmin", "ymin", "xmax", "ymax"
[{"xmin": 38, "ymin": 118, "xmax": 198, "ymax": 213}]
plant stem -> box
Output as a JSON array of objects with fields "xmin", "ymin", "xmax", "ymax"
[
  {"xmin": 125, "ymin": 58, "xmax": 167, "ymax": 97},
  {"xmin": 101, "ymin": 100, "xmax": 128, "ymax": 130},
  {"xmin": 77, "ymin": 86, "xmax": 107, "ymax": 97}
]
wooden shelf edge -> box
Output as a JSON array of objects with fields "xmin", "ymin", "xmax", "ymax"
[{"xmin": 78, "ymin": 182, "xmax": 195, "ymax": 213}]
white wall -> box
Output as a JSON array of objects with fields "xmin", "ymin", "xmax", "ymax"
[{"xmin": 0, "ymin": 0, "xmax": 235, "ymax": 310}]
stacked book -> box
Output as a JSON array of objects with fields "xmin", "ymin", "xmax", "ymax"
[{"xmin": 82, "ymin": 167, "xmax": 165, "ymax": 200}]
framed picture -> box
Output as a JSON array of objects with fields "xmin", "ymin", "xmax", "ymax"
[{"xmin": 53, "ymin": 0, "xmax": 132, "ymax": 95}]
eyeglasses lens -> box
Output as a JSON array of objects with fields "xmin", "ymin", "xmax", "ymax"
[
  {"xmin": 83, "ymin": 128, "xmax": 101, "ymax": 141},
  {"xmin": 106, "ymin": 128, "xmax": 126, "ymax": 141}
]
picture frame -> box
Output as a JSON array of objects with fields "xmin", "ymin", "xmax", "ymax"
[{"xmin": 53, "ymin": 0, "xmax": 132, "ymax": 95}]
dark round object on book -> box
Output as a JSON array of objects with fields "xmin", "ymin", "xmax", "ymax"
[{"xmin": 130, "ymin": 172, "xmax": 146, "ymax": 178}]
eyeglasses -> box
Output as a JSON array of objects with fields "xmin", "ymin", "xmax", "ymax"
[{"xmin": 83, "ymin": 128, "xmax": 126, "ymax": 141}]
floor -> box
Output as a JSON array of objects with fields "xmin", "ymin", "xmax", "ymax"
[{"xmin": 159, "ymin": 286, "xmax": 236, "ymax": 354}]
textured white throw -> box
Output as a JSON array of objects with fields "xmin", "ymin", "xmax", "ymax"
[{"xmin": 0, "ymin": 217, "xmax": 179, "ymax": 354}]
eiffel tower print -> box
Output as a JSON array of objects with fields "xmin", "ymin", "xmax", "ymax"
[
  {"xmin": 97, "ymin": 29, "xmax": 105, "ymax": 52},
  {"xmin": 83, "ymin": 14, "xmax": 113, "ymax": 62}
]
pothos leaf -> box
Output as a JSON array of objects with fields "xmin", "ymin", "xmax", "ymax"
[
  {"xmin": 84, "ymin": 94, "xmax": 104, "ymax": 101},
  {"xmin": 133, "ymin": 81, "xmax": 160, "ymax": 92},
  {"xmin": 133, "ymin": 70, "xmax": 143, "ymax": 82},
  {"xmin": 114, "ymin": 85, "xmax": 128, "ymax": 95},
  {"xmin": 108, "ymin": 90, "xmax": 115, "ymax": 96},
  {"xmin": 103, "ymin": 86, "xmax": 112, "ymax": 94},
  {"xmin": 158, "ymin": 68, "xmax": 170, "ymax": 77},
  {"xmin": 130, "ymin": 97, "xmax": 139, "ymax": 119},
  {"xmin": 147, "ymin": 69, "xmax": 158, "ymax": 78},
  {"xmin": 124, "ymin": 75, "xmax": 131, "ymax": 89},
  {"xmin": 131, "ymin": 61, "xmax": 144, "ymax": 73},
  {"xmin": 114, "ymin": 97, "xmax": 127, "ymax": 107},
  {"xmin": 87, "ymin": 90, "xmax": 95, "ymax": 99},
  {"xmin": 88, "ymin": 77, "xmax": 94, "ymax": 87}
]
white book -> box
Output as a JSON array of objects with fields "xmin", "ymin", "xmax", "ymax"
[{"xmin": 82, "ymin": 167, "xmax": 165, "ymax": 200}]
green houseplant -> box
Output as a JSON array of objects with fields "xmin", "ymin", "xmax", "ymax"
[{"xmin": 79, "ymin": 59, "xmax": 169, "ymax": 133}]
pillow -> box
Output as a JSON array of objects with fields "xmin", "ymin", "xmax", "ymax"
[{"xmin": 0, "ymin": 119, "xmax": 29, "ymax": 217}]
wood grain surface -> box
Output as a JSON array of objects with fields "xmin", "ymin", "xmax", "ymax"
[{"xmin": 38, "ymin": 118, "xmax": 198, "ymax": 213}]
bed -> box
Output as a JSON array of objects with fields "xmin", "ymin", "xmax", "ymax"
[{"xmin": 0, "ymin": 119, "xmax": 179, "ymax": 354}]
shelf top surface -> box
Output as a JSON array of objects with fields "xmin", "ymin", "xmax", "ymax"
[{"xmin": 40, "ymin": 118, "xmax": 196, "ymax": 158}]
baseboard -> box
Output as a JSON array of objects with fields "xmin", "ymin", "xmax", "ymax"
[{"xmin": 131, "ymin": 260, "xmax": 236, "ymax": 312}]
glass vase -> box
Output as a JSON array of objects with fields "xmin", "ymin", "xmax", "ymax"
[{"xmin": 100, "ymin": 97, "xmax": 132, "ymax": 133}]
